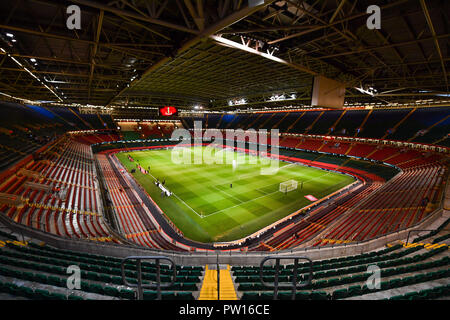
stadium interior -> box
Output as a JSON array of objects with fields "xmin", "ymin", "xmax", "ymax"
[{"xmin": 0, "ymin": 0, "xmax": 448, "ymax": 303}]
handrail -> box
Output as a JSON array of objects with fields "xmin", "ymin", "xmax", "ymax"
[
  {"xmin": 120, "ymin": 256, "xmax": 177, "ymax": 300},
  {"xmin": 0, "ymin": 225, "xmax": 25, "ymax": 243},
  {"xmin": 259, "ymin": 256, "xmax": 313, "ymax": 300},
  {"xmin": 406, "ymin": 229, "xmax": 436, "ymax": 245},
  {"xmin": 216, "ymin": 254, "xmax": 220, "ymax": 300}
]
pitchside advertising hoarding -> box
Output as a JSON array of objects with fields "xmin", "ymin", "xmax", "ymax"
[{"xmin": 159, "ymin": 106, "xmax": 178, "ymax": 116}]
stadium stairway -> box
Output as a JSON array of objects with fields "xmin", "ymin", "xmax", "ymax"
[{"xmin": 198, "ymin": 265, "xmax": 238, "ymax": 300}]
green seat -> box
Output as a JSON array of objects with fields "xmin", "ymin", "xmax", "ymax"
[
  {"xmin": 406, "ymin": 264, "xmax": 419, "ymax": 272},
  {"xmin": 119, "ymin": 289, "xmax": 135, "ymax": 299},
  {"xmin": 350, "ymin": 274, "xmax": 365, "ymax": 282},
  {"xmin": 98, "ymin": 274, "xmax": 112, "ymax": 283},
  {"xmin": 388, "ymin": 279, "xmax": 403, "ymax": 289},
  {"xmin": 161, "ymin": 292, "xmax": 176, "ymax": 300},
  {"xmin": 89, "ymin": 265, "xmax": 103, "ymax": 273},
  {"xmin": 432, "ymin": 270, "xmax": 447, "ymax": 279},
  {"xmin": 402, "ymin": 276, "xmax": 416, "ymax": 286},
  {"xmin": 414, "ymin": 292, "xmax": 429, "ymax": 300},
  {"xmin": 294, "ymin": 292, "xmax": 310, "ymax": 300},
  {"xmin": 348, "ymin": 285, "xmax": 362, "ymax": 297},
  {"xmin": 310, "ymin": 291, "xmax": 328, "ymax": 300},
  {"xmin": 252, "ymin": 283, "xmax": 265, "ymax": 291},
  {"xmin": 4, "ymin": 282, "xmax": 18, "ymax": 292},
  {"xmin": 167, "ymin": 283, "xmax": 183, "ymax": 291},
  {"xmin": 442, "ymin": 285, "xmax": 450, "ymax": 295},
  {"xmin": 241, "ymin": 292, "xmax": 259, "ymax": 300},
  {"xmin": 340, "ymin": 276, "xmax": 353, "ymax": 284},
  {"xmin": 332, "ymin": 288, "xmax": 349, "ymax": 300},
  {"xmin": 325, "ymin": 269, "xmax": 338, "ymax": 277},
  {"xmin": 420, "ymin": 289, "xmax": 437, "ymax": 299},
  {"xmin": 0, "ymin": 267, "xmax": 14, "ymax": 277},
  {"xmin": 88, "ymin": 283, "xmax": 104, "ymax": 295},
  {"xmin": 381, "ymin": 269, "xmax": 395, "ymax": 277},
  {"xmin": 33, "ymin": 273, "xmax": 48, "ymax": 284},
  {"xmin": 87, "ymin": 272, "xmax": 101, "ymax": 282},
  {"xmin": 143, "ymin": 291, "xmax": 157, "ymax": 300},
  {"xmin": 278, "ymin": 275, "xmax": 290, "ymax": 282},
  {"xmin": 314, "ymin": 271, "xmax": 326, "ymax": 279},
  {"xmin": 11, "ymin": 270, "xmax": 24, "ymax": 279},
  {"xmin": 404, "ymin": 292, "xmax": 420, "ymax": 300},
  {"xmin": 361, "ymin": 284, "xmax": 378, "ymax": 294},
  {"xmin": 34, "ymin": 289, "xmax": 52, "ymax": 300},
  {"xmin": 8, "ymin": 285, "xmax": 22, "ymax": 297},
  {"xmin": 235, "ymin": 276, "xmax": 249, "ymax": 283},
  {"xmin": 380, "ymin": 281, "xmax": 390, "ymax": 290},
  {"xmin": 111, "ymin": 276, "xmax": 123, "ymax": 285},
  {"xmin": 327, "ymin": 278, "xmax": 340, "ymax": 287},
  {"xmin": 175, "ymin": 292, "xmax": 194, "ymax": 300},
  {"xmin": 259, "ymin": 292, "xmax": 274, "ymax": 300},
  {"xmin": 18, "ymin": 286, "xmax": 35, "ymax": 299},
  {"xmin": 22, "ymin": 272, "xmax": 35, "ymax": 281},
  {"xmin": 421, "ymin": 272, "xmax": 434, "ymax": 282},
  {"xmin": 262, "ymin": 276, "xmax": 275, "ymax": 283},
  {"xmin": 48, "ymin": 292, "xmax": 67, "ymax": 300},
  {"xmin": 238, "ymin": 283, "xmax": 253, "ymax": 291},
  {"xmin": 103, "ymin": 286, "xmax": 120, "ymax": 297},
  {"xmin": 100, "ymin": 267, "xmax": 112, "ymax": 274},
  {"xmin": 412, "ymin": 274, "xmax": 426, "ymax": 284},
  {"xmin": 68, "ymin": 295, "xmax": 84, "ymax": 300},
  {"xmin": 313, "ymin": 280, "xmax": 328, "ymax": 289},
  {"xmin": 49, "ymin": 266, "xmax": 65, "ymax": 275},
  {"xmin": 181, "ymin": 283, "xmax": 198, "ymax": 291},
  {"xmin": 48, "ymin": 276, "xmax": 64, "ymax": 287}
]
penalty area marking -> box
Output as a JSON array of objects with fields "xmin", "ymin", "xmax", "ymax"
[{"xmin": 205, "ymin": 169, "xmax": 341, "ymax": 218}]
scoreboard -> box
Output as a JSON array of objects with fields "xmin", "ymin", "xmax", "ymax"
[{"xmin": 159, "ymin": 106, "xmax": 178, "ymax": 116}]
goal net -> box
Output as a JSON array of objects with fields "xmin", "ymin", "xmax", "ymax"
[{"xmin": 279, "ymin": 180, "xmax": 298, "ymax": 193}]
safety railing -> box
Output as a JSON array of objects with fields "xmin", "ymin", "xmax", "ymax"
[
  {"xmin": 259, "ymin": 256, "xmax": 313, "ymax": 300},
  {"xmin": 121, "ymin": 256, "xmax": 177, "ymax": 300},
  {"xmin": 406, "ymin": 229, "xmax": 436, "ymax": 245},
  {"xmin": 216, "ymin": 254, "xmax": 220, "ymax": 300}
]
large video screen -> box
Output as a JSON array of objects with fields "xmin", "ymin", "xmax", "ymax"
[{"xmin": 159, "ymin": 106, "xmax": 178, "ymax": 116}]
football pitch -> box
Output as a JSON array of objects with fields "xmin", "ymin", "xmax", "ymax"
[{"xmin": 116, "ymin": 147, "xmax": 355, "ymax": 243}]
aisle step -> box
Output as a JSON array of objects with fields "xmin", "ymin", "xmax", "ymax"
[{"xmin": 198, "ymin": 265, "xmax": 237, "ymax": 300}]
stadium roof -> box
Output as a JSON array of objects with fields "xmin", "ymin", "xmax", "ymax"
[{"xmin": 0, "ymin": 0, "xmax": 448, "ymax": 110}]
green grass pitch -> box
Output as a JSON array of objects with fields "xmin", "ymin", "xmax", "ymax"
[{"xmin": 116, "ymin": 147, "xmax": 355, "ymax": 243}]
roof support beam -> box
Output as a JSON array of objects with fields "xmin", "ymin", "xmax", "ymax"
[
  {"xmin": 329, "ymin": 0, "xmax": 347, "ymax": 23},
  {"xmin": 71, "ymin": 0, "xmax": 197, "ymax": 34},
  {"xmin": 266, "ymin": 0, "xmax": 409, "ymax": 44},
  {"xmin": 419, "ymin": 0, "xmax": 448, "ymax": 91},
  {"xmin": 106, "ymin": 0, "xmax": 278, "ymax": 107},
  {"xmin": 317, "ymin": 34, "xmax": 450, "ymax": 59},
  {"xmin": 88, "ymin": 10, "xmax": 103, "ymax": 102}
]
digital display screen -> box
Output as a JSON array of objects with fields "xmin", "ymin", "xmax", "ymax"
[{"xmin": 159, "ymin": 106, "xmax": 178, "ymax": 116}]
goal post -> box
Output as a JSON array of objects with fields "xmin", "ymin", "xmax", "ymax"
[{"xmin": 279, "ymin": 180, "xmax": 298, "ymax": 193}]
